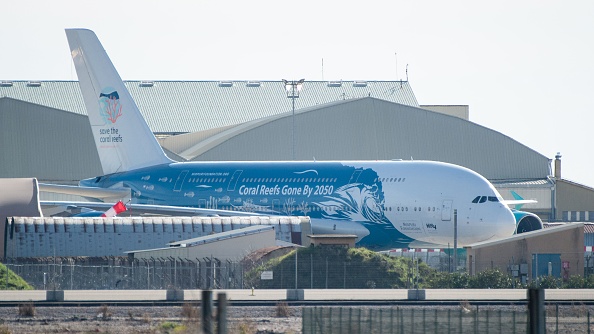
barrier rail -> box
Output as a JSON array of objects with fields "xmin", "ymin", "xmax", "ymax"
[{"xmin": 2, "ymin": 289, "xmax": 594, "ymax": 303}]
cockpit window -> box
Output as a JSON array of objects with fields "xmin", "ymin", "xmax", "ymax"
[{"xmin": 473, "ymin": 195, "xmax": 502, "ymax": 203}]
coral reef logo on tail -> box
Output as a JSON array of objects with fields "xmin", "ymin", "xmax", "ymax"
[
  {"xmin": 96, "ymin": 87, "xmax": 124, "ymax": 144},
  {"xmin": 98, "ymin": 87, "xmax": 123, "ymax": 124}
]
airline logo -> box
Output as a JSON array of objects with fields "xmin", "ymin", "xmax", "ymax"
[
  {"xmin": 99, "ymin": 88, "xmax": 123, "ymax": 124},
  {"xmin": 97, "ymin": 87, "xmax": 124, "ymax": 144}
]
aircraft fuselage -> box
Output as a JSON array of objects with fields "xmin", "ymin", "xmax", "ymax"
[{"xmin": 80, "ymin": 160, "xmax": 516, "ymax": 250}]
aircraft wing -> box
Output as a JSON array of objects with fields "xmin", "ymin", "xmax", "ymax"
[
  {"xmin": 39, "ymin": 182, "xmax": 267, "ymax": 217},
  {"xmin": 40, "ymin": 200, "xmax": 266, "ymax": 217},
  {"xmin": 38, "ymin": 183, "xmax": 130, "ymax": 200}
]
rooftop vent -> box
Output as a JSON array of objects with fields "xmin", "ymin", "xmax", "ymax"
[
  {"xmin": 139, "ymin": 81, "xmax": 154, "ymax": 87},
  {"xmin": 27, "ymin": 81, "xmax": 42, "ymax": 87},
  {"xmin": 327, "ymin": 80, "xmax": 342, "ymax": 87},
  {"xmin": 0, "ymin": 81, "xmax": 13, "ymax": 87},
  {"xmin": 246, "ymin": 81, "xmax": 261, "ymax": 87},
  {"xmin": 218, "ymin": 81, "xmax": 233, "ymax": 87},
  {"xmin": 353, "ymin": 80, "xmax": 368, "ymax": 87}
]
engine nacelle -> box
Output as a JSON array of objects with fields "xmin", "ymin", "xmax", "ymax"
[{"xmin": 512, "ymin": 210, "xmax": 543, "ymax": 234}]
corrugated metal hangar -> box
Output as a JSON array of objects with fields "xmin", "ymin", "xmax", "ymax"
[{"xmin": 1, "ymin": 80, "xmax": 594, "ymax": 222}]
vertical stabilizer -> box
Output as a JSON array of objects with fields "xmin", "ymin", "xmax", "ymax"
[{"xmin": 65, "ymin": 29, "xmax": 172, "ymax": 175}]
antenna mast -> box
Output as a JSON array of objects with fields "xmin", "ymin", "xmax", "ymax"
[
  {"xmin": 406, "ymin": 64, "xmax": 409, "ymax": 81},
  {"xmin": 395, "ymin": 52, "xmax": 398, "ymax": 80}
]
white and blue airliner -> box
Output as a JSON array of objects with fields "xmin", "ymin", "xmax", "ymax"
[{"xmin": 42, "ymin": 29, "xmax": 542, "ymax": 250}]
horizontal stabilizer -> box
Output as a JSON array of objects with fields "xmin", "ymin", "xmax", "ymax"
[{"xmin": 501, "ymin": 199, "xmax": 537, "ymax": 206}]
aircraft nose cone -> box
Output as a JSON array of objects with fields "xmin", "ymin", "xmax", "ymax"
[{"xmin": 493, "ymin": 206, "xmax": 517, "ymax": 238}]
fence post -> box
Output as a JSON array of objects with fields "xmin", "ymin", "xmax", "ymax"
[
  {"xmin": 348, "ymin": 307, "xmax": 352, "ymax": 334},
  {"xmin": 411, "ymin": 308, "xmax": 415, "ymax": 333},
  {"xmin": 555, "ymin": 304, "xmax": 556, "ymax": 333},
  {"xmin": 527, "ymin": 288, "xmax": 545, "ymax": 334},
  {"xmin": 325, "ymin": 257, "xmax": 328, "ymax": 289},
  {"xmin": 339, "ymin": 307, "xmax": 343, "ymax": 334},
  {"xmin": 217, "ymin": 292, "xmax": 227, "ymax": 334},
  {"xmin": 202, "ymin": 290, "xmax": 213, "ymax": 334},
  {"xmin": 343, "ymin": 262, "xmax": 346, "ymax": 289},
  {"xmin": 311, "ymin": 253, "xmax": 313, "ymax": 289},
  {"xmin": 459, "ymin": 308, "xmax": 463, "ymax": 334}
]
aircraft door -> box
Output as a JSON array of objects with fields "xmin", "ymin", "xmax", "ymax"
[
  {"xmin": 174, "ymin": 170, "xmax": 189, "ymax": 192},
  {"xmin": 349, "ymin": 170, "xmax": 362, "ymax": 184},
  {"xmin": 441, "ymin": 200, "xmax": 453, "ymax": 221},
  {"xmin": 227, "ymin": 170, "xmax": 243, "ymax": 191}
]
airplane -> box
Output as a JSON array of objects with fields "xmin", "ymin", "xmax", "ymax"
[{"xmin": 40, "ymin": 28, "xmax": 543, "ymax": 251}]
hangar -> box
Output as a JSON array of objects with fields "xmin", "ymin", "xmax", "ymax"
[{"xmin": 1, "ymin": 80, "xmax": 593, "ymax": 222}]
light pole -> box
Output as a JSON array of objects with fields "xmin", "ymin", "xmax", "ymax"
[{"xmin": 282, "ymin": 79, "xmax": 304, "ymax": 160}]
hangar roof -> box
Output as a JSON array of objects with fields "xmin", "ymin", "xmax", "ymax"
[
  {"xmin": 178, "ymin": 97, "xmax": 551, "ymax": 181},
  {"xmin": 0, "ymin": 80, "xmax": 417, "ymax": 134}
]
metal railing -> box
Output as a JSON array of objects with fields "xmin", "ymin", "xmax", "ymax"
[{"xmin": 303, "ymin": 305, "xmax": 594, "ymax": 334}]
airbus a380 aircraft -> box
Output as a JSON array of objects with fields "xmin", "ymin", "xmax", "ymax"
[{"xmin": 44, "ymin": 29, "xmax": 542, "ymax": 250}]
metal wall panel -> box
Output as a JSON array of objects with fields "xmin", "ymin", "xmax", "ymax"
[{"xmin": 0, "ymin": 98, "xmax": 102, "ymax": 181}]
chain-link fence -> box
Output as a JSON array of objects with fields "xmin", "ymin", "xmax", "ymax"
[
  {"xmin": 5, "ymin": 257, "xmax": 245, "ymax": 290},
  {"xmin": 4, "ymin": 251, "xmax": 461, "ymax": 290},
  {"xmin": 4, "ymin": 250, "xmax": 594, "ymax": 290}
]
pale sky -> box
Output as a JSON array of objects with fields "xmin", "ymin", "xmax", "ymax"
[{"xmin": 2, "ymin": 1, "xmax": 594, "ymax": 187}]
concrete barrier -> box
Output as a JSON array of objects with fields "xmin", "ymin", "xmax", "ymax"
[
  {"xmin": 286, "ymin": 289, "xmax": 304, "ymax": 301},
  {"xmin": 2, "ymin": 289, "xmax": 594, "ymax": 303},
  {"xmin": 166, "ymin": 289, "xmax": 184, "ymax": 301},
  {"xmin": 46, "ymin": 290, "xmax": 64, "ymax": 301},
  {"xmin": 407, "ymin": 289, "xmax": 425, "ymax": 300}
]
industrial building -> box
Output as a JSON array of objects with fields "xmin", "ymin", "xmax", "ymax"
[
  {"xmin": 1, "ymin": 79, "xmax": 594, "ymax": 223},
  {"xmin": 4, "ymin": 215, "xmax": 308, "ymax": 258},
  {"xmin": 466, "ymin": 223, "xmax": 584, "ymax": 282}
]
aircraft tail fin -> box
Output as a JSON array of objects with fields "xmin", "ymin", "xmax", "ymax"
[{"xmin": 65, "ymin": 29, "xmax": 172, "ymax": 175}]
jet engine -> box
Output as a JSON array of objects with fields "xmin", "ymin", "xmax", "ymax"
[{"xmin": 512, "ymin": 210, "xmax": 543, "ymax": 234}]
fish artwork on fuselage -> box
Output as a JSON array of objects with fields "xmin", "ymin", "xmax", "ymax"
[{"xmin": 86, "ymin": 161, "xmax": 415, "ymax": 250}]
